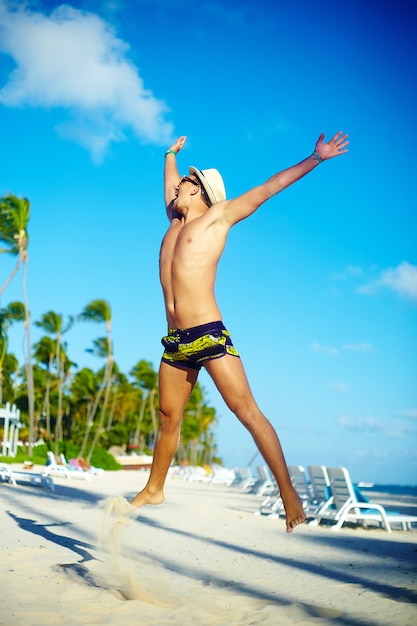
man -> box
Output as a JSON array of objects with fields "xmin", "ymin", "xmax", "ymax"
[{"xmin": 131, "ymin": 131, "xmax": 348, "ymax": 532}]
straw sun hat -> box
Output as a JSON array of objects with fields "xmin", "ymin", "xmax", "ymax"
[{"xmin": 189, "ymin": 166, "xmax": 226, "ymax": 205}]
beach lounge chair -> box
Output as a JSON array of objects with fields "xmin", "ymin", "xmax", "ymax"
[
  {"xmin": 0, "ymin": 463, "xmax": 16, "ymax": 485},
  {"xmin": 61, "ymin": 454, "xmax": 104, "ymax": 476},
  {"xmin": 288, "ymin": 465, "xmax": 312, "ymax": 503},
  {"xmin": 43, "ymin": 451, "xmax": 71, "ymax": 478},
  {"xmin": 12, "ymin": 469, "xmax": 55, "ymax": 491},
  {"xmin": 255, "ymin": 465, "xmax": 310, "ymax": 518},
  {"xmin": 181, "ymin": 465, "xmax": 212, "ymax": 482},
  {"xmin": 230, "ymin": 467, "xmax": 258, "ymax": 491},
  {"xmin": 249, "ymin": 465, "xmax": 276, "ymax": 497},
  {"xmin": 305, "ymin": 465, "xmax": 333, "ymax": 520},
  {"xmin": 254, "ymin": 485, "xmax": 283, "ymax": 517},
  {"xmin": 43, "ymin": 451, "xmax": 92, "ymax": 480},
  {"xmin": 0, "ymin": 462, "xmax": 55, "ymax": 491},
  {"xmin": 209, "ymin": 465, "xmax": 236, "ymax": 485},
  {"xmin": 316, "ymin": 467, "xmax": 417, "ymax": 532}
]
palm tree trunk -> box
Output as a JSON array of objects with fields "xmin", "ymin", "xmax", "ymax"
[
  {"xmin": 149, "ymin": 388, "xmax": 158, "ymax": 442},
  {"xmin": 54, "ymin": 350, "xmax": 65, "ymax": 457},
  {"xmin": 132, "ymin": 392, "xmax": 147, "ymax": 446},
  {"xmin": 78, "ymin": 385, "xmax": 103, "ymax": 459},
  {"xmin": 106, "ymin": 380, "xmax": 118, "ymax": 430},
  {"xmin": 0, "ymin": 258, "xmax": 21, "ymax": 297},
  {"xmin": 86, "ymin": 357, "xmax": 113, "ymax": 463},
  {"xmin": 22, "ymin": 258, "xmax": 35, "ymax": 457},
  {"xmin": 44, "ymin": 357, "xmax": 53, "ymax": 440}
]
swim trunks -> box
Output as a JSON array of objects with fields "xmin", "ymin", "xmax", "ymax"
[{"xmin": 161, "ymin": 321, "xmax": 240, "ymax": 370}]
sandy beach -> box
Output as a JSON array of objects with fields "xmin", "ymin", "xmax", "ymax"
[{"xmin": 1, "ymin": 466, "xmax": 416, "ymax": 626}]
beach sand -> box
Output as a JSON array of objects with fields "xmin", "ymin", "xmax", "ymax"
[{"xmin": 1, "ymin": 466, "xmax": 416, "ymax": 626}]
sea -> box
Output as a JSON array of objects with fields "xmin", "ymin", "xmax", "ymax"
[
  {"xmin": 357, "ymin": 484, "xmax": 417, "ymax": 517},
  {"xmin": 362, "ymin": 484, "xmax": 417, "ymax": 497}
]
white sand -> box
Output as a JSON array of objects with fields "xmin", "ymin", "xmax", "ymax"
[{"xmin": 1, "ymin": 466, "xmax": 417, "ymax": 626}]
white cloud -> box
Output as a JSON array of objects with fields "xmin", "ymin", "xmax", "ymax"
[
  {"xmin": 331, "ymin": 265, "xmax": 364, "ymax": 281},
  {"xmin": 0, "ymin": 2, "xmax": 173, "ymax": 161},
  {"xmin": 309, "ymin": 341, "xmax": 339, "ymax": 356},
  {"xmin": 341, "ymin": 342, "xmax": 373, "ymax": 352},
  {"xmin": 397, "ymin": 408, "xmax": 417, "ymax": 420},
  {"xmin": 357, "ymin": 261, "xmax": 417, "ymax": 301},
  {"xmin": 378, "ymin": 261, "xmax": 417, "ymax": 300},
  {"xmin": 331, "ymin": 262, "xmax": 417, "ymax": 303},
  {"xmin": 337, "ymin": 414, "xmax": 381, "ymax": 432},
  {"xmin": 337, "ymin": 414, "xmax": 417, "ymax": 438},
  {"xmin": 329, "ymin": 381, "xmax": 350, "ymax": 393}
]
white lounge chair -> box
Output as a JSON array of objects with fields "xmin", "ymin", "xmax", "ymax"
[
  {"xmin": 0, "ymin": 462, "xmax": 55, "ymax": 491},
  {"xmin": 230, "ymin": 467, "xmax": 258, "ymax": 491},
  {"xmin": 43, "ymin": 451, "xmax": 92, "ymax": 481},
  {"xmin": 254, "ymin": 486, "xmax": 283, "ymax": 517},
  {"xmin": 255, "ymin": 465, "xmax": 310, "ymax": 518},
  {"xmin": 306, "ymin": 465, "xmax": 333, "ymax": 520},
  {"xmin": 288, "ymin": 465, "xmax": 312, "ymax": 505},
  {"xmin": 317, "ymin": 467, "xmax": 417, "ymax": 532},
  {"xmin": 209, "ymin": 465, "xmax": 236, "ymax": 485},
  {"xmin": 61, "ymin": 454, "xmax": 104, "ymax": 476},
  {"xmin": 0, "ymin": 463, "xmax": 16, "ymax": 485},
  {"xmin": 250, "ymin": 465, "xmax": 276, "ymax": 497}
]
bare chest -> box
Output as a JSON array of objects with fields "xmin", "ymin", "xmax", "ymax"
[{"xmin": 161, "ymin": 221, "xmax": 210, "ymax": 265}]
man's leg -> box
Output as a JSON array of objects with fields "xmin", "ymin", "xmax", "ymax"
[
  {"xmin": 204, "ymin": 354, "xmax": 306, "ymax": 533},
  {"xmin": 130, "ymin": 361, "xmax": 198, "ymax": 508}
]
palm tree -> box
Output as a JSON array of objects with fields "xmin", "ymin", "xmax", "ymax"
[
  {"xmin": 130, "ymin": 359, "xmax": 158, "ymax": 448},
  {"xmin": 70, "ymin": 367, "xmax": 100, "ymax": 451},
  {"xmin": 180, "ymin": 382, "xmax": 217, "ymax": 466},
  {"xmin": 1, "ymin": 352, "xmax": 19, "ymax": 404},
  {"xmin": 79, "ymin": 300, "xmax": 113, "ymax": 462},
  {"xmin": 32, "ymin": 335, "xmax": 56, "ymax": 441},
  {"xmin": 0, "ymin": 301, "xmax": 25, "ymax": 404},
  {"xmin": 105, "ymin": 365, "xmax": 122, "ymax": 431},
  {"xmin": 101, "ymin": 374, "xmax": 143, "ymax": 449},
  {"xmin": 0, "ymin": 195, "xmax": 34, "ymax": 455},
  {"xmin": 34, "ymin": 312, "xmax": 74, "ymax": 453},
  {"xmin": 0, "ymin": 194, "xmax": 30, "ymax": 296}
]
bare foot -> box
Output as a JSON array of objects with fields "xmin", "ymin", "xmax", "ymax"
[
  {"xmin": 282, "ymin": 493, "xmax": 306, "ymax": 533},
  {"xmin": 130, "ymin": 488, "xmax": 165, "ymax": 508}
]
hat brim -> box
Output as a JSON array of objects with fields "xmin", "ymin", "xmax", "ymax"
[{"xmin": 189, "ymin": 166, "xmax": 224, "ymax": 205}]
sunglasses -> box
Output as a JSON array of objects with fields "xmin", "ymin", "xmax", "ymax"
[{"xmin": 179, "ymin": 176, "xmax": 200, "ymax": 186}]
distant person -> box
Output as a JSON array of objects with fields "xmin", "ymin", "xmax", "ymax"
[{"xmin": 130, "ymin": 131, "xmax": 348, "ymax": 532}]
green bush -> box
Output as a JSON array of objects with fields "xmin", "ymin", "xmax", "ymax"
[
  {"xmin": 0, "ymin": 443, "xmax": 121, "ymax": 471},
  {"xmin": 0, "ymin": 445, "xmax": 48, "ymax": 466}
]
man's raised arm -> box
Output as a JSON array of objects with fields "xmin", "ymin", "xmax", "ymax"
[
  {"xmin": 164, "ymin": 135, "xmax": 186, "ymax": 219},
  {"xmin": 222, "ymin": 131, "xmax": 349, "ymax": 226}
]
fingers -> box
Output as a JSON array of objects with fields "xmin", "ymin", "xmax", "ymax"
[
  {"xmin": 326, "ymin": 131, "xmax": 349, "ymax": 157},
  {"xmin": 329, "ymin": 131, "xmax": 343, "ymax": 143},
  {"xmin": 168, "ymin": 136, "xmax": 187, "ymax": 153},
  {"xmin": 329, "ymin": 131, "xmax": 348, "ymax": 146},
  {"xmin": 177, "ymin": 135, "xmax": 187, "ymax": 150}
]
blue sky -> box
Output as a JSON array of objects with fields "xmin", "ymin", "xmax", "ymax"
[{"xmin": 1, "ymin": 0, "xmax": 416, "ymax": 485}]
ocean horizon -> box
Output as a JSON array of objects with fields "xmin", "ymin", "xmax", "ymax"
[{"xmin": 360, "ymin": 484, "xmax": 417, "ymax": 497}]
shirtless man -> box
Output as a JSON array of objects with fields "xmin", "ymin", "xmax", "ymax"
[{"xmin": 131, "ymin": 131, "xmax": 348, "ymax": 532}]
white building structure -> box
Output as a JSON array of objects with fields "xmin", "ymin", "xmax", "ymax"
[{"xmin": 0, "ymin": 402, "xmax": 23, "ymax": 457}]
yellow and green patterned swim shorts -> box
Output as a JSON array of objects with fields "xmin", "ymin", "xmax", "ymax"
[{"xmin": 161, "ymin": 321, "xmax": 240, "ymax": 370}]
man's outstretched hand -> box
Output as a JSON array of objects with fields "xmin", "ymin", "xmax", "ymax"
[
  {"xmin": 168, "ymin": 136, "xmax": 187, "ymax": 154},
  {"xmin": 315, "ymin": 131, "xmax": 349, "ymax": 161}
]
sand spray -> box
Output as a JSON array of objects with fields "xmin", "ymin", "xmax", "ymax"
[{"xmin": 97, "ymin": 495, "xmax": 174, "ymax": 606}]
